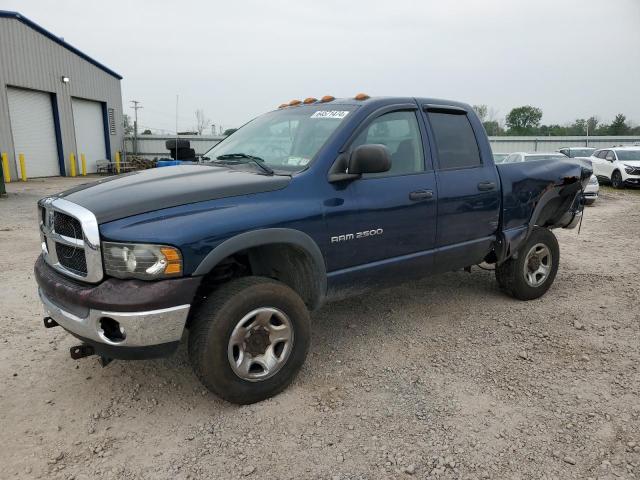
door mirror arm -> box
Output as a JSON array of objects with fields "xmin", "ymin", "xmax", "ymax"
[{"xmin": 328, "ymin": 145, "xmax": 392, "ymax": 183}]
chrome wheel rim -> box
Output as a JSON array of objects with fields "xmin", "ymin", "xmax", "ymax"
[
  {"xmin": 523, "ymin": 243, "xmax": 552, "ymax": 287},
  {"xmin": 227, "ymin": 307, "xmax": 294, "ymax": 382}
]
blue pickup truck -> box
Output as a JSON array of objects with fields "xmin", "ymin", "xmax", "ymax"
[{"xmin": 35, "ymin": 95, "xmax": 591, "ymax": 404}]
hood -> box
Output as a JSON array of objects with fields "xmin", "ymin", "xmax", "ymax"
[
  {"xmin": 622, "ymin": 160, "xmax": 640, "ymax": 167},
  {"xmin": 58, "ymin": 165, "xmax": 290, "ymax": 223}
]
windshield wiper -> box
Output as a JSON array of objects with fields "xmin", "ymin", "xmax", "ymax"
[{"xmin": 214, "ymin": 153, "xmax": 274, "ymax": 175}]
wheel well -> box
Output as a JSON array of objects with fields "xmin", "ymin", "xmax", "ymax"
[{"xmin": 198, "ymin": 243, "xmax": 322, "ymax": 310}]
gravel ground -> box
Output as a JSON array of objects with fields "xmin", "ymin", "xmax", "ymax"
[{"xmin": 1, "ymin": 177, "xmax": 639, "ymax": 480}]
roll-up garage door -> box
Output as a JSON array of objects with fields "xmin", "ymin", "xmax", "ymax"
[
  {"xmin": 7, "ymin": 87, "xmax": 60, "ymax": 177},
  {"xmin": 72, "ymin": 98, "xmax": 107, "ymax": 173}
]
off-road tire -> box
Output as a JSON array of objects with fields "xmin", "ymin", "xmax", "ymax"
[
  {"xmin": 188, "ymin": 276, "xmax": 310, "ymax": 404},
  {"xmin": 611, "ymin": 170, "xmax": 624, "ymax": 189},
  {"xmin": 495, "ymin": 227, "xmax": 560, "ymax": 301}
]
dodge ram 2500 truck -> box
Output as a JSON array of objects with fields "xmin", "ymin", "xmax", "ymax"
[{"xmin": 35, "ymin": 95, "xmax": 592, "ymax": 404}]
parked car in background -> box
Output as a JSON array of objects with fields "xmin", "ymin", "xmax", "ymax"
[
  {"xmin": 583, "ymin": 175, "xmax": 599, "ymax": 205},
  {"xmin": 493, "ymin": 153, "xmax": 508, "ymax": 164},
  {"xmin": 503, "ymin": 152, "xmax": 568, "ymax": 163},
  {"xmin": 589, "ymin": 147, "xmax": 640, "ymax": 188},
  {"xmin": 558, "ymin": 147, "xmax": 595, "ymax": 158}
]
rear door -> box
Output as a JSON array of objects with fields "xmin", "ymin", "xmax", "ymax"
[
  {"xmin": 590, "ymin": 150, "xmax": 607, "ymax": 178},
  {"xmin": 422, "ymin": 105, "xmax": 500, "ymax": 271}
]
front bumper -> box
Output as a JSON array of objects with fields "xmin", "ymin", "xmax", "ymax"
[
  {"xmin": 35, "ymin": 255, "xmax": 201, "ymax": 359},
  {"xmin": 623, "ymin": 175, "xmax": 640, "ymax": 187}
]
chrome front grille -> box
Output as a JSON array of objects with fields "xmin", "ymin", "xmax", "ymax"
[
  {"xmin": 53, "ymin": 211, "xmax": 83, "ymax": 239},
  {"xmin": 55, "ymin": 242, "xmax": 88, "ymax": 274},
  {"xmin": 38, "ymin": 197, "xmax": 103, "ymax": 283}
]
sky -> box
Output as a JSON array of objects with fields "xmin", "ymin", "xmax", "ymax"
[{"xmin": 4, "ymin": 0, "xmax": 640, "ymax": 133}]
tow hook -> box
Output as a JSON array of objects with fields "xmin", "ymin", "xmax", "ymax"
[
  {"xmin": 70, "ymin": 344, "xmax": 95, "ymax": 360},
  {"xmin": 43, "ymin": 316, "xmax": 59, "ymax": 328}
]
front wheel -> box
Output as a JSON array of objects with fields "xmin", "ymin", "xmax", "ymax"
[
  {"xmin": 611, "ymin": 170, "xmax": 624, "ymax": 189},
  {"xmin": 495, "ymin": 227, "xmax": 559, "ymax": 300},
  {"xmin": 188, "ymin": 276, "xmax": 310, "ymax": 404}
]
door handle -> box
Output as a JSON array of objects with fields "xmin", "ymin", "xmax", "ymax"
[
  {"xmin": 477, "ymin": 181, "xmax": 496, "ymax": 191},
  {"xmin": 409, "ymin": 190, "xmax": 433, "ymax": 201}
]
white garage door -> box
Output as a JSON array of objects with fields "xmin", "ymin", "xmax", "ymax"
[
  {"xmin": 72, "ymin": 98, "xmax": 107, "ymax": 173},
  {"xmin": 7, "ymin": 87, "xmax": 60, "ymax": 177}
]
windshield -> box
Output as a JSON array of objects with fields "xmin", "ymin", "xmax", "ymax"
[
  {"xmin": 568, "ymin": 148, "xmax": 595, "ymax": 158},
  {"xmin": 204, "ymin": 105, "xmax": 357, "ymax": 173},
  {"xmin": 524, "ymin": 154, "xmax": 567, "ymax": 162},
  {"xmin": 616, "ymin": 149, "xmax": 640, "ymax": 161}
]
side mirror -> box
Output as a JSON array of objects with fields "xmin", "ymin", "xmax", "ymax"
[{"xmin": 348, "ymin": 144, "xmax": 391, "ymax": 175}]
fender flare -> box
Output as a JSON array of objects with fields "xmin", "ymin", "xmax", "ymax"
[
  {"xmin": 498, "ymin": 180, "xmax": 582, "ymax": 263},
  {"xmin": 192, "ymin": 228, "xmax": 327, "ymax": 308}
]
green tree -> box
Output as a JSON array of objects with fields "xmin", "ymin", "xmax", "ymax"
[
  {"xmin": 608, "ymin": 114, "xmax": 630, "ymax": 135},
  {"xmin": 570, "ymin": 119, "xmax": 587, "ymax": 136},
  {"xmin": 482, "ymin": 120, "xmax": 502, "ymax": 136},
  {"xmin": 505, "ymin": 106, "xmax": 543, "ymax": 134},
  {"xmin": 586, "ymin": 116, "xmax": 599, "ymax": 135},
  {"xmin": 473, "ymin": 104, "xmax": 488, "ymax": 122}
]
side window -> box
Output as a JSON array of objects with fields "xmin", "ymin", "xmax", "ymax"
[
  {"xmin": 428, "ymin": 112, "xmax": 482, "ymax": 169},
  {"xmin": 605, "ymin": 151, "xmax": 616, "ymax": 161},
  {"xmin": 596, "ymin": 150, "xmax": 607, "ymax": 159},
  {"xmin": 351, "ymin": 111, "xmax": 425, "ymax": 176}
]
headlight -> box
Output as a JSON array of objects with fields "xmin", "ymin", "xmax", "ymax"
[
  {"xmin": 102, "ymin": 242, "xmax": 182, "ymax": 280},
  {"xmin": 588, "ymin": 175, "xmax": 598, "ymax": 185},
  {"xmin": 625, "ymin": 165, "xmax": 635, "ymax": 174}
]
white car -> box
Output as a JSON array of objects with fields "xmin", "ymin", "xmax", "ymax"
[
  {"xmin": 588, "ymin": 147, "xmax": 640, "ymax": 189},
  {"xmin": 583, "ymin": 175, "xmax": 599, "ymax": 205},
  {"xmin": 503, "ymin": 152, "xmax": 568, "ymax": 163}
]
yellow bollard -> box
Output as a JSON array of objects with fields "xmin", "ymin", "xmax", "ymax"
[
  {"xmin": 80, "ymin": 153, "xmax": 87, "ymax": 176},
  {"xmin": 69, "ymin": 153, "xmax": 77, "ymax": 177},
  {"xmin": 1, "ymin": 152, "xmax": 10, "ymax": 183},
  {"xmin": 19, "ymin": 153, "xmax": 27, "ymax": 181},
  {"xmin": 115, "ymin": 151, "xmax": 121, "ymax": 174}
]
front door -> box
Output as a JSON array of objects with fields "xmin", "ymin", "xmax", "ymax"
[{"xmin": 324, "ymin": 108, "xmax": 438, "ymax": 293}]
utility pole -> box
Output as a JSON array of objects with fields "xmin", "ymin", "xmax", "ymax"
[{"xmin": 130, "ymin": 100, "xmax": 142, "ymax": 155}]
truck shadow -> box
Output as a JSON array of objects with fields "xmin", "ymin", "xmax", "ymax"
[{"xmin": 79, "ymin": 268, "xmax": 503, "ymax": 405}]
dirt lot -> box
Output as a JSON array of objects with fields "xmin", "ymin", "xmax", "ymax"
[{"xmin": 1, "ymin": 177, "xmax": 639, "ymax": 480}]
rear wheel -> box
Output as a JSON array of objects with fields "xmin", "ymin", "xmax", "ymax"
[
  {"xmin": 496, "ymin": 227, "xmax": 559, "ymax": 300},
  {"xmin": 188, "ymin": 276, "xmax": 310, "ymax": 404},
  {"xmin": 611, "ymin": 170, "xmax": 624, "ymax": 189}
]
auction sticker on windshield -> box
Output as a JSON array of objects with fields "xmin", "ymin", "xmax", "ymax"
[{"xmin": 311, "ymin": 110, "xmax": 350, "ymax": 119}]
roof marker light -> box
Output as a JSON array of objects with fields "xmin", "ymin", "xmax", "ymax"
[
  {"xmin": 278, "ymin": 103, "xmax": 288, "ymax": 109},
  {"xmin": 303, "ymin": 97, "xmax": 317, "ymax": 104},
  {"xmin": 289, "ymin": 99, "xmax": 302, "ymax": 106},
  {"xmin": 354, "ymin": 93, "xmax": 370, "ymax": 100},
  {"xmin": 320, "ymin": 95, "xmax": 335, "ymax": 103}
]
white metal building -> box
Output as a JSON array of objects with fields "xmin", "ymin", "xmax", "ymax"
[{"xmin": 0, "ymin": 11, "xmax": 123, "ymax": 178}]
